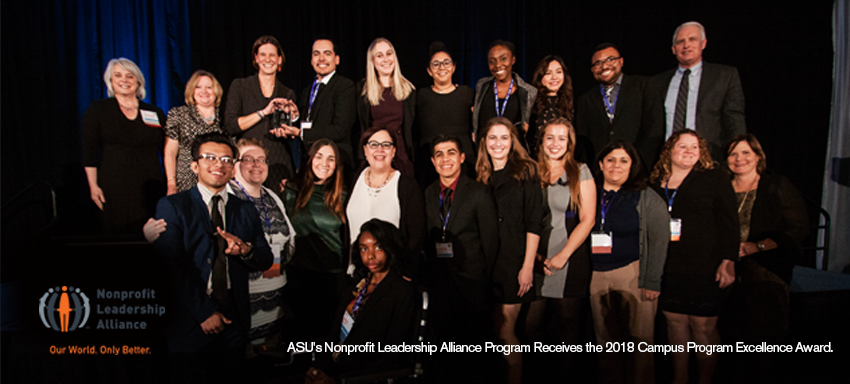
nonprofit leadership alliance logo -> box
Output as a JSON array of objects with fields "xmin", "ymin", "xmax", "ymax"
[{"xmin": 39, "ymin": 286, "xmax": 91, "ymax": 332}]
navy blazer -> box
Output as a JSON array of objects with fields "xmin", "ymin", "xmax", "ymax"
[
  {"xmin": 154, "ymin": 186, "xmax": 272, "ymax": 352},
  {"xmin": 645, "ymin": 62, "xmax": 746, "ymax": 164}
]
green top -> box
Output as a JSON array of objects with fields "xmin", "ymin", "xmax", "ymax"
[{"xmin": 282, "ymin": 183, "xmax": 348, "ymax": 273}]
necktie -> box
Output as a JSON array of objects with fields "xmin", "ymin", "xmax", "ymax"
[
  {"xmin": 210, "ymin": 195, "xmax": 229, "ymax": 310},
  {"xmin": 672, "ymin": 69, "xmax": 691, "ymax": 132},
  {"xmin": 441, "ymin": 188, "xmax": 453, "ymax": 221}
]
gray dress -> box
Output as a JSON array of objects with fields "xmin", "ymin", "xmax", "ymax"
[{"xmin": 540, "ymin": 164, "xmax": 593, "ymax": 298}]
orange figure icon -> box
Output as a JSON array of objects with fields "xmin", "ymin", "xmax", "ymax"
[{"xmin": 57, "ymin": 286, "xmax": 73, "ymax": 332}]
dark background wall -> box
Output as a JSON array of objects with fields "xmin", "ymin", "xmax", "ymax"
[{"xmin": 0, "ymin": 0, "xmax": 835, "ymax": 232}]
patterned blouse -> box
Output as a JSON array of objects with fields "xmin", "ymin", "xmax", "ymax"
[{"xmin": 165, "ymin": 105, "xmax": 224, "ymax": 192}]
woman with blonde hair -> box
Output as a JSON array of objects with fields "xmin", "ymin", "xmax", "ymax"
[
  {"xmin": 82, "ymin": 57, "xmax": 166, "ymax": 234},
  {"xmin": 649, "ymin": 130, "xmax": 738, "ymax": 384},
  {"xmin": 356, "ymin": 37, "xmax": 416, "ymax": 177},
  {"xmin": 476, "ymin": 117, "xmax": 544, "ymax": 384},
  {"xmin": 165, "ymin": 70, "xmax": 226, "ymax": 194},
  {"xmin": 525, "ymin": 117, "xmax": 596, "ymax": 382}
]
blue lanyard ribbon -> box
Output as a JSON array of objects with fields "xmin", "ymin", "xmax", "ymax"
[
  {"xmin": 600, "ymin": 190, "xmax": 617, "ymax": 230},
  {"xmin": 599, "ymin": 84, "xmax": 620, "ymax": 122},
  {"xmin": 233, "ymin": 179, "xmax": 271, "ymax": 229},
  {"xmin": 664, "ymin": 181, "xmax": 678, "ymax": 213},
  {"xmin": 307, "ymin": 78, "xmax": 321, "ymax": 119},
  {"xmin": 493, "ymin": 78, "xmax": 514, "ymax": 117},
  {"xmin": 439, "ymin": 192, "xmax": 451, "ymax": 237},
  {"xmin": 352, "ymin": 274, "xmax": 380, "ymax": 318}
]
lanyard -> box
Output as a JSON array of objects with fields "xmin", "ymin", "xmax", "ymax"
[
  {"xmin": 664, "ymin": 181, "xmax": 678, "ymax": 213},
  {"xmin": 233, "ymin": 179, "xmax": 271, "ymax": 229},
  {"xmin": 600, "ymin": 190, "xmax": 617, "ymax": 230},
  {"xmin": 352, "ymin": 274, "xmax": 380, "ymax": 318},
  {"xmin": 599, "ymin": 84, "xmax": 621, "ymax": 122},
  {"xmin": 307, "ymin": 77, "xmax": 321, "ymax": 119},
  {"xmin": 439, "ymin": 192, "xmax": 451, "ymax": 236},
  {"xmin": 493, "ymin": 78, "xmax": 514, "ymax": 117}
]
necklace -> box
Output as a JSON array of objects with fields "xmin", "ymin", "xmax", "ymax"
[
  {"xmin": 432, "ymin": 84, "xmax": 456, "ymax": 94},
  {"xmin": 365, "ymin": 168, "xmax": 392, "ymax": 197},
  {"xmin": 736, "ymin": 174, "xmax": 760, "ymax": 213}
]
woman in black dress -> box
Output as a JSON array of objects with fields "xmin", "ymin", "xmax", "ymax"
[
  {"xmin": 164, "ymin": 70, "xmax": 226, "ymax": 194},
  {"xmin": 224, "ymin": 35, "xmax": 299, "ymax": 191},
  {"xmin": 649, "ymin": 130, "xmax": 738, "ymax": 384},
  {"xmin": 414, "ymin": 41, "xmax": 475, "ymax": 188},
  {"xmin": 476, "ymin": 117, "xmax": 544, "ymax": 384},
  {"xmin": 529, "ymin": 55, "xmax": 574, "ymax": 159},
  {"xmin": 82, "ymin": 58, "xmax": 166, "ymax": 234},
  {"xmin": 356, "ymin": 37, "xmax": 416, "ymax": 177}
]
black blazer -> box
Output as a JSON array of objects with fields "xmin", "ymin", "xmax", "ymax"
[
  {"xmin": 645, "ymin": 62, "xmax": 746, "ymax": 164},
  {"xmin": 745, "ymin": 173, "xmax": 808, "ymax": 283},
  {"xmin": 424, "ymin": 175, "xmax": 499, "ymax": 303},
  {"xmin": 333, "ymin": 270, "xmax": 417, "ymax": 373},
  {"xmin": 355, "ymin": 79, "xmax": 416, "ymax": 161},
  {"xmin": 298, "ymin": 74, "xmax": 357, "ymax": 169},
  {"xmin": 575, "ymin": 74, "xmax": 649, "ymax": 164},
  {"xmin": 154, "ymin": 187, "xmax": 273, "ymax": 353}
]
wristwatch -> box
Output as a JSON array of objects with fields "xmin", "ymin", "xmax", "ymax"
[{"xmin": 756, "ymin": 241, "xmax": 765, "ymax": 251}]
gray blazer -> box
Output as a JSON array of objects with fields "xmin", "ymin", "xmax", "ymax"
[
  {"xmin": 636, "ymin": 188, "xmax": 670, "ymax": 291},
  {"xmin": 472, "ymin": 73, "xmax": 538, "ymax": 138}
]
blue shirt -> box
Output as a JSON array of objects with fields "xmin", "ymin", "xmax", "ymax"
[{"xmin": 664, "ymin": 60, "xmax": 703, "ymax": 138}]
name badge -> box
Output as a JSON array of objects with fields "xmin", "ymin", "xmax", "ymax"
[
  {"xmin": 339, "ymin": 311, "xmax": 354, "ymax": 342},
  {"xmin": 670, "ymin": 218, "xmax": 682, "ymax": 242},
  {"xmin": 140, "ymin": 110, "xmax": 161, "ymax": 127},
  {"xmin": 436, "ymin": 242, "xmax": 454, "ymax": 258},
  {"xmin": 301, "ymin": 121, "xmax": 312, "ymax": 130},
  {"xmin": 591, "ymin": 232, "xmax": 613, "ymax": 254},
  {"xmin": 262, "ymin": 243, "xmax": 283, "ymax": 279}
]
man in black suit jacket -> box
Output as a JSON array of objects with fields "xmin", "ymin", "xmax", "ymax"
[
  {"xmin": 291, "ymin": 37, "xmax": 356, "ymax": 176},
  {"xmin": 424, "ymin": 135, "xmax": 500, "ymax": 381},
  {"xmin": 645, "ymin": 21, "xmax": 746, "ymax": 164},
  {"xmin": 575, "ymin": 43, "xmax": 648, "ymax": 168},
  {"xmin": 154, "ymin": 133, "xmax": 272, "ymax": 383}
]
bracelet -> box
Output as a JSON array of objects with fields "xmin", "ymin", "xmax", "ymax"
[
  {"xmin": 256, "ymin": 110, "xmax": 264, "ymax": 119},
  {"xmin": 757, "ymin": 241, "xmax": 765, "ymax": 251},
  {"xmin": 167, "ymin": 177, "xmax": 176, "ymax": 182}
]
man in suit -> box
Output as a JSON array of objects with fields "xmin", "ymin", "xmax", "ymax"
[
  {"xmin": 646, "ymin": 21, "xmax": 746, "ymax": 163},
  {"xmin": 154, "ymin": 133, "xmax": 272, "ymax": 383},
  {"xmin": 424, "ymin": 135, "xmax": 500, "ymax": 381},
  {"xmin": 575, "ymin": 43, "xmax": 649, "ymax": 169},
  {"xmin": 287, "ymin": 36, "xmax": 356, "ymax": 180}
]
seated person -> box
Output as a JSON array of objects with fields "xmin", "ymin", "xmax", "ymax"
[{"xmin": 306, "ymin": 219, "xmax": 417, "ymax": 384}]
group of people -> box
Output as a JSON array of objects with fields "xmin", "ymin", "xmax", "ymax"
[{"xmin": 82, "ymin": 20, "xmax": 809, "ymax": 384}]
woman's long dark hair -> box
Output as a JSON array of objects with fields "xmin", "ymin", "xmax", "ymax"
[
  {"xmin": 294, "ymin": 139, "xmax": 346, "ymax": 222},
  {"xmin": 351, "ymin": 219, "xmax": 406, "ymax": 281},
  {"xmin": 532, "ymin": 55, "xmax": 573, "ymax": 121}
]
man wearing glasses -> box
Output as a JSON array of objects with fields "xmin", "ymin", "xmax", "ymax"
[
  {"xmin": 575, "ymin": 43, "xmax": 649, "ymax": 169},
  {"xmin": 153, "ymin": 132, "xmax": 272, "ymax": 383},
  {"xmin": 646, "ymin": 21, "xmax": 746, "ymax": 163}
]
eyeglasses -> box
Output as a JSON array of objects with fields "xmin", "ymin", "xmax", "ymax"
[
  {"xmin": 197, "ymin": 153, "xmax": 235, "ymax": 167},
  {"xmin": 239, "ymin": 157, "xmax": 268, "ymax": 165},
  {"xmin": 591, "ymin": 56, "xmax": 621, "ymax": 69},
  {"xmin": 430, "ymin": 59, "xmax": 453, "ymax": 69},
  {"xmin": 366, "ymin": 141, "xmax": 394, "ymax": 150}
]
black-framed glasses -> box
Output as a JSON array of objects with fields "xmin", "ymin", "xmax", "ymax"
[
  {"xmin": 591, "ymin": 56, "xmax": 621, "ymax": 69},
  {"xmin": 239, "ymin": 157, "xmax": 268, "ymax": 165},
  {"xmin": 366, "ymin": 141, "xmax": 394, "ymax": 150},
  {"xmin": 197, "ymin": 153, "xmax": 235, "ymax": 166},
  {"xmin": 430, "ymin": 59, "xmax": 453, "ymax": 69}
]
